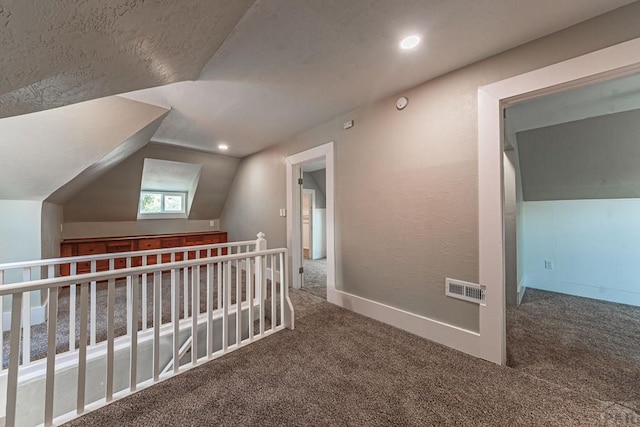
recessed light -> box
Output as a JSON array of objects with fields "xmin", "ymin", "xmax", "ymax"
[
  {"xmin": 218, "ymin": 143, "xmax": 229, "ymax": 151},
  {"xmin": 400, "ymin": 35, "xmax": 421, "ymax": 50}
]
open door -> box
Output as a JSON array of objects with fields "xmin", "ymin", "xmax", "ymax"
[{"xmin": 286, "ymin": 141, "xmax": 335, "ymax": 293}]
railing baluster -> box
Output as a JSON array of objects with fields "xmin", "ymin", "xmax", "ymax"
[
  {"xmin": 90, "ymin": 259, "xmax": 96, "ymax": 346},
  {"xmin": 5, "ymin": 292, "xmax": 23, "ymax": 427},
  {"xmin": 248, "ymin": 256, "xmax": 253, "ymax": 342},
  {"xmin": 130, "ymin": 273, "xmax": 139, "ymax": 392},
  {"xmin": 126, "ymin": 257, "xmax": 132, "ymax": 336},
  {"xmin": 70, "ymin": 262, "xmax": 77, "ymax": 351},
  {"xmin": 22, "ymin": 268, "xmax": 31, "ymax": 365},
  {"xmin": 77, "ymin": 283, "xmax": 89, "ymax": 414},
  {"xmin": 217, "ymin": 261, "xmax": 222, "ymax": 310},
  {"xmin": 44, "ymin": 286, "xmax": 58, "ymax": 427},
  {"xmin": 236, "ymin": 259, "xmax": 241, "ymax": 347},
  {"xmin": 153, "ymin": 271, "xmax": 161, "ymax": 381},
  {"xmin": 172, "ymin": 268, "xmax": 179, "ymax": 374},
  {"xmin": 183, "ymin": 251, "xmax": 188, "ymax": 319},
  {"xmin": 271, "ymin": 255, "xmax": 276, "ymax": 331},
  {"xmin": 192, "ymin": 266, "xmax": 198, "ymax": 364},
  {"xmin": 156, "ymin": 254, "xmax": 161, "ymax": 325},
  {"xmin": 142, "ymin": 256, "xmax": 148, "ymax": 331},
  {"xmin": 223, "ymin": 261, "xmax": 229, "ymax": 352},
  {"xmin": 280, "ymin": 252, "xmax": 285, "ymax": 327},
  {"xmin": 106, "ymin": 278, "xmax": 115, "ymax": 402},
  {"xmin": 259, "ymin": 255, "xmax": 264, "ymax": 336},
  {"xmin": 207, "ymin": 263, "xmax": 213, "ymax": 358},
  {"xmin": 182, "ymin": 265, "xmax": 188, "ymax": 320}
]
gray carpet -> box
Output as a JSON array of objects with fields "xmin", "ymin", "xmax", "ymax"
[
  {"xmin": 302, "ymin": 258, "xmax": 326, "ymax": 299},
  {"xmin": 507, "ymin": 288, "xmax": 640, "ymax": 418},
  {"xmin": 64, "ymin": 289, "xmax": 636, "ymax": 426}
]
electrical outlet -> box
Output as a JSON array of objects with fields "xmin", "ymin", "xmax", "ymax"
[{"xmin": 544, "ymin": 260, "xmax": 553, "ymax": 270}]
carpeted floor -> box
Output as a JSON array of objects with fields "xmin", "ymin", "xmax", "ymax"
[
  {"xmin": 302, "ymin": 257, "xmax": 326, "ymax": 299},
  {"xmin": 65, "ymin": 288, "xmax": 638, "ymax": 426},
  {"xmin": 507, "ymin": 288, "xmax": 640, "ymax": 419}
]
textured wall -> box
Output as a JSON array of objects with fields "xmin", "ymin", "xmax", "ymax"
[
  {"xmin": 220, "ymin": 4, "xmax": 640, "ymax": 333},
  {"xmin": 0, "ymin": 0, "xmax": 254, "ymax": 118},
  {"xmin": 64, "ymin": 143, "xmax": 240, "ymax": 224}
]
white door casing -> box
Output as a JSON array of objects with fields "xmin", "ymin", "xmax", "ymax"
[
  {"xmin": 478, "ymin": 37, "xmax": 640, "ymax": 365},
  {"xmin": 286, "ymin": 142, "xmax": 335, "ymax": 291}
]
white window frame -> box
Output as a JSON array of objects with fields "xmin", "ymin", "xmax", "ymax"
[{"xmin": 138, "ymin": 191, "xmax": 187, "ymax": 219}]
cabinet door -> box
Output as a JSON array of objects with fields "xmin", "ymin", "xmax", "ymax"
[{"xmin": 77, "ymin": 242, "xmax": 109, "ymax": 271}]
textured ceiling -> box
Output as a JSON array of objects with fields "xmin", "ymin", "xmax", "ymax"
[
  {"xmin": 0, "ymin": 0, "xmax": 254, "ymax": 118},
  {"xmin": 121, "ymin": 0, "xmax": 635, "ymax": 157}
]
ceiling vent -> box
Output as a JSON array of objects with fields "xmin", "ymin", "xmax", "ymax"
[{"xmin": 445, "ymin": 278, "xmax": 486, "ymax": 305}]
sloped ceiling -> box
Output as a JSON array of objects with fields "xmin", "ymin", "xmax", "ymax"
[
  {"xmin": 505, "ymin": 72, "xmax": 640, "ymax": 149},
  {"xmin": 0, "ymin": 0, "xmax": 255, "ymax": 118},
  {"xmin": 517, "ymin": 108, "xmax": 640, "ymax": 201},
  {"xmin": 0, "ymin": 96, "xmax": 169, "ymax": 201},
  {"xmin": 46, "ymin": 112, "xmax": 168, "ymax": 204},
  {"xmin": 505, "ymin": 70, "xmax": 640, "ymax": 201}
]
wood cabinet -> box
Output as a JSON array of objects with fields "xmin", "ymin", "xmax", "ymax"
[{"xmin": 60, "ymin": 231, "xmax": 227, "ymax": 276}]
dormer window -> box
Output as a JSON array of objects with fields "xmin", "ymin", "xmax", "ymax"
[
  {"xmin": 137, "ymin": 158, "xmax": 202, "ymax": 220},
  {"xmin": 139, "ymin": 191, "xmax": 186, "ymax": 215}
]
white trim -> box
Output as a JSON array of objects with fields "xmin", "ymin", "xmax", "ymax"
[
  {"xmin": 302, "ymin": 188, "xmax": 315, "ymax": 257},
  {"xmin": 478, "ymin": 37, "xmax": 640, "ymax": 365},
  {"xmin": 2, "ymin": 304, "xmax": 45, "ymax": 331},
  {"xmin": 286, "ymin": 142, "xmax": 335, "ymax": 292},
  {"xmin": 327, "ymin": 287, "xmax": 481, "ymax": 357},
  {"xmin": 516, "ymin": 276, "xmax": 527, "ymax": 306}
]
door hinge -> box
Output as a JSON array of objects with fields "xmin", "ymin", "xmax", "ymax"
[
  {"xmin": 298, "ymin": 178, "xmax": 303, "ymax": 185},
  {"xmin": 299, "ymin": 267, "xmax": 304, "ymax": 274}
]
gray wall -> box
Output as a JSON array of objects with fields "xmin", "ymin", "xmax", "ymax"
[
  {"xmin": 220, "ymin": 3, "xmax": 640, "ymax": 333},
  {"xmin": 63, "ymin": 143, "xmax": 240, "ymax": 237},
  {"xmin": 303, "ymin": 171, "xmax": 326, "ymax": 208},
  {"xmin": 518, "ymin": 108, "xmax": 640, "ymax": 201}
]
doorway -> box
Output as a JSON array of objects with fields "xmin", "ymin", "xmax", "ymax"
[
  {"xmin": 285, "ymin": 142, "xmax": 336, "ymax": 299},
  {"xmin": 501, "ymin": 71, "xmax": 640, "ymax": 411},
  {"xmin": 477, "ymin": 37, "xmax": 640, "ymax": 365}
]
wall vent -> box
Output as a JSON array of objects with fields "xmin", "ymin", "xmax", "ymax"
[{"xmin": 445, "ymin": 278, "xmax": 486, "ymax": 305}]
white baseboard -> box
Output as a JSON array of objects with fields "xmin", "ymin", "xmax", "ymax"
[
  {"xmin": 517, "ymin": 276, "xmax": 527, "ymax": 305},
  {"xmin": 326, "ymin": 287, "xmax": 481, "ymax": 358},
  {"xmin": 527, "ymin": 279, "xmax": 640, "ymax": 307},
  {"xmin": 3, "ymin": 305, "xmax": 46, "ymax": 331}
]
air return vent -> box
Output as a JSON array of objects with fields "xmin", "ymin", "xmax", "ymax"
[{"xmin": 445, "ymin": 278, "xmax": 486, "ymax": 305}]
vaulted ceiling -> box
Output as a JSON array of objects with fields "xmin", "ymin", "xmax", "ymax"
[{"xmin": 0, "ymin": 0, "xmax": 636, "ymax": 201}]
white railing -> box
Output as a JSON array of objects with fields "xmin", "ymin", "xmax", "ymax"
[
  {"xmin": 0, "ymin": 238, "xmax": 258, "ymax": 365},
  {"xmin": 0, "ymin": 233, "xmax": 294, "ymax": 427}
]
